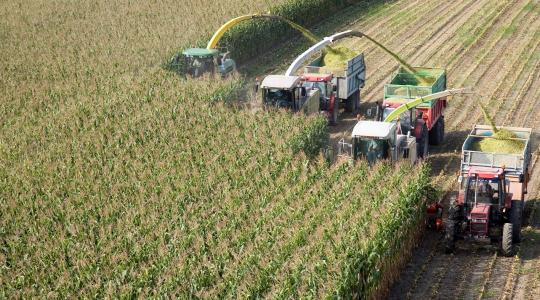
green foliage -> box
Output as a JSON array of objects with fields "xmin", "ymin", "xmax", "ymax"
[
  {"xmin": 220, "ymin": 0, "xmax": 379, "ymax": 61},
  {"xmin": 289, "ymin": 116, "xmax": 329, "ymax": 158}
]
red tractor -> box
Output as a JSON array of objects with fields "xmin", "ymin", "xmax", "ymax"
[{"xmin": 445, "ymin": 125, "xmax": 531, "ymax": 256}]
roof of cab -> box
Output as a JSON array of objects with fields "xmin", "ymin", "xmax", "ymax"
[
  {"xmin": 260, "ymin": 75, "xmax": 302, "ymax": 89},
  {"xmin": 352, "ymin": 121, "xmax": 396, "ymax": 139},
  {"xmin": 468, "ymin": 166, "xmax": 504, "ymax": 178},
  {"xmin": 302, "ymin": 73, "xmax": 333, "ymax": 82},
  {"xmin": 182, "ymin": 48, "xmax": 219, "ymax": 57}
]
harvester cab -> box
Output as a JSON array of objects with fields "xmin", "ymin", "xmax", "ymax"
[
  {"xmin": 349, "ymin": 121, "xmax": 417, "ymax": 165},
  {"xmin": 260, "ymin": 75, "xmax": 320, "ymax": 114},
  {"xmin": 181, "ymin": 48, "xmax": 236, "ymax": 77}
]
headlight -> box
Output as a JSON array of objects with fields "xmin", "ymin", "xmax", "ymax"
[{"xmin": 471, "ymin": 219, "xmax": 487, "ymax": 223}]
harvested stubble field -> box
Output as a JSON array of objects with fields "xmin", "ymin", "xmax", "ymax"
[
  {"xmin": 0, "ymin": 0, "xmax": 432, "ymax": 298},
  {"xmin": 323, "ymin": 0, "xmax": 540, "ymax": 298}
]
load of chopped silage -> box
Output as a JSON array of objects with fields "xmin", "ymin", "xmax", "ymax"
[
  {"xmin": 321, "ymin": 46, "xmax": 357, "ymax": 69},
  {"xmin": 473, "ymin": 104, "xmax": 525, "ymax": 154},
  {"xmin": 473, "ymin": 129, "xmax": 524, "ymax": 154}
]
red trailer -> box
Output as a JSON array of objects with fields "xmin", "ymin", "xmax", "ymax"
[{"xmin": 381, "ymin": 67, "xmax": 447, "ymax": 158}]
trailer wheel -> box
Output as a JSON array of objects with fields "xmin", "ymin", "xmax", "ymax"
[
  {"xmin": 501, "ymin": 223, "xmax": 514, "ymax": 256},
  {"xmin": 353, "ymin": 90, "xmax": 360, "ymax": 113},
  {"xmin": 418, "ymin": 124, "xmax": 429, "ymax": 159},
  {"xmin": 510, "ymin": 200, "xmax": 523, "ymax": 243},
  {"xmin": 445, "ymin": 220, "xmax": 456, "ymax": 254},
  {"xmin": 429, "ymin": 118, "xmax": 444, "ymax": 146},
  {"xmin": 345, "ymin": 90, "xmax": 359, "ymax": 113},
  {"xmin": 330, "ymin": 99, "xmax": 339, "ymax": 126}
]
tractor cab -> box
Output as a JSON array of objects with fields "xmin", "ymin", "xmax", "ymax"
[
  {"xmin": 181, "ymin": 48, "xmax": 236, "ymax": 77},
  {"xmin": 260, "ymin": 75, "xmax": 320, "ymax": 114},
  {"xmin": 460, "ymin": 168, "xmax": 508, "ymax": 207},
  {"xmin": 302, "ymin": 73, "xmax": 334, "ymax": 109},
  {"xmin": 454, "ymin": 167, "xmax": 512, "ymax": 239}
]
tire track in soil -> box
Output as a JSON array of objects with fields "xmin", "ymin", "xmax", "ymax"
[
  {"xmin": 444, "ymin": 0, "xmax": 534, "ymax": 130},
  {"xmin": 386, "ymin": 231, "xmax": 439, "ymax": 300},
  {"xmin": 445, "ymin": 3, "xmax": 540, "ymax": 144},
  {"xmin": 481, "ymin": 255, "xmax": 514, "ymax": 299},
  {"xmin": 513, "ymin": 186, "xmax": 540, "ymax": 300},
  {"xmin": 346, "ymin": 0, "xmax": 464, "ymax": 101}
]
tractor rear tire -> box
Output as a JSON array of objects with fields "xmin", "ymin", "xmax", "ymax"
[
  {"xmin": 501, "ymin": 223, "xmax": 514, "ymax": 257},
  {"xmin": 445, "ymin": 203, "xmax": 460, "ymax": 254},
  {"xmin": 510, "ymin": 200, "xmax": 523, "ymax": 243},
  {"xmin": 440, "ymin": 116, "xmax": 445, "ymax": 143},
  {"xmin": 330, "ymin": 99, "xmax": 339, "ymax": 126}
]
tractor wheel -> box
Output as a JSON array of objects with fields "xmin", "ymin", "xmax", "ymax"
[
  {"xmin": 510, "ymin": 200, "xmax": 523, "ymax": 243},
  {"xmin": 417, "ymin": 124, "xmax": 429, "ymax": 159},
  {"xmin": 445, "ymin": 202, "xmax": 460, "ymax": 253},
  {"xmin": 501, "ymin": 223, "xmax": 514, "ymax": 257},
  {"xmin": 330, "ymin": 99, "xmax": 339, "ymax": 126}
]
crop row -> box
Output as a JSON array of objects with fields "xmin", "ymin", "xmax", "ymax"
[
  {"xmin": 1, "ymin": 0, "xmax": 432, "ymax": 299},
  {"xmin": 0, "ymin": 71, "xmax": 431, "ymax": 298}
]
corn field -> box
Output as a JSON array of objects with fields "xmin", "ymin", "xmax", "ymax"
[{"xmin": 1, "ymin": 0, "xmax": 431, "ymax": 298}]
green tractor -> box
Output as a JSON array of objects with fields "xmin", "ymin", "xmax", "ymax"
[{"xmin": 171, "ymin": 48, "xmax": 236, "ymax": 77}]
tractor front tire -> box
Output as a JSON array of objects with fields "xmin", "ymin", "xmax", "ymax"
[
  {"xmin": 510, "ymin": 200, "xmax": 523, "ymax": 243},
  {"xmin": 501, "ymin": 223, "xmax": 514, "ymax": 257}
]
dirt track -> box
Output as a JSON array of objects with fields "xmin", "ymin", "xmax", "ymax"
[{"xmin": 323, "ymin": 0, "xmax": 540, "ymax": 298}]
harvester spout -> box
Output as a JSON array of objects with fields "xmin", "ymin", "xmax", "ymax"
[
  {"xmin": 383, "ymin": 88, "xmax": 471, "ymax": 123},
  {"xmin": 284, "ymin": 30, "xmax": 365, "ymax": 76}
]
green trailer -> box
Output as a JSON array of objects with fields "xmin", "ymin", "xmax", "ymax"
[
  {"xmin": 384, "ymin": 67, "xmax": 446, "ymax": 101},
  {"xmin": 381, "ymin": 67, "xmax": 448, "ymax": 152}
]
